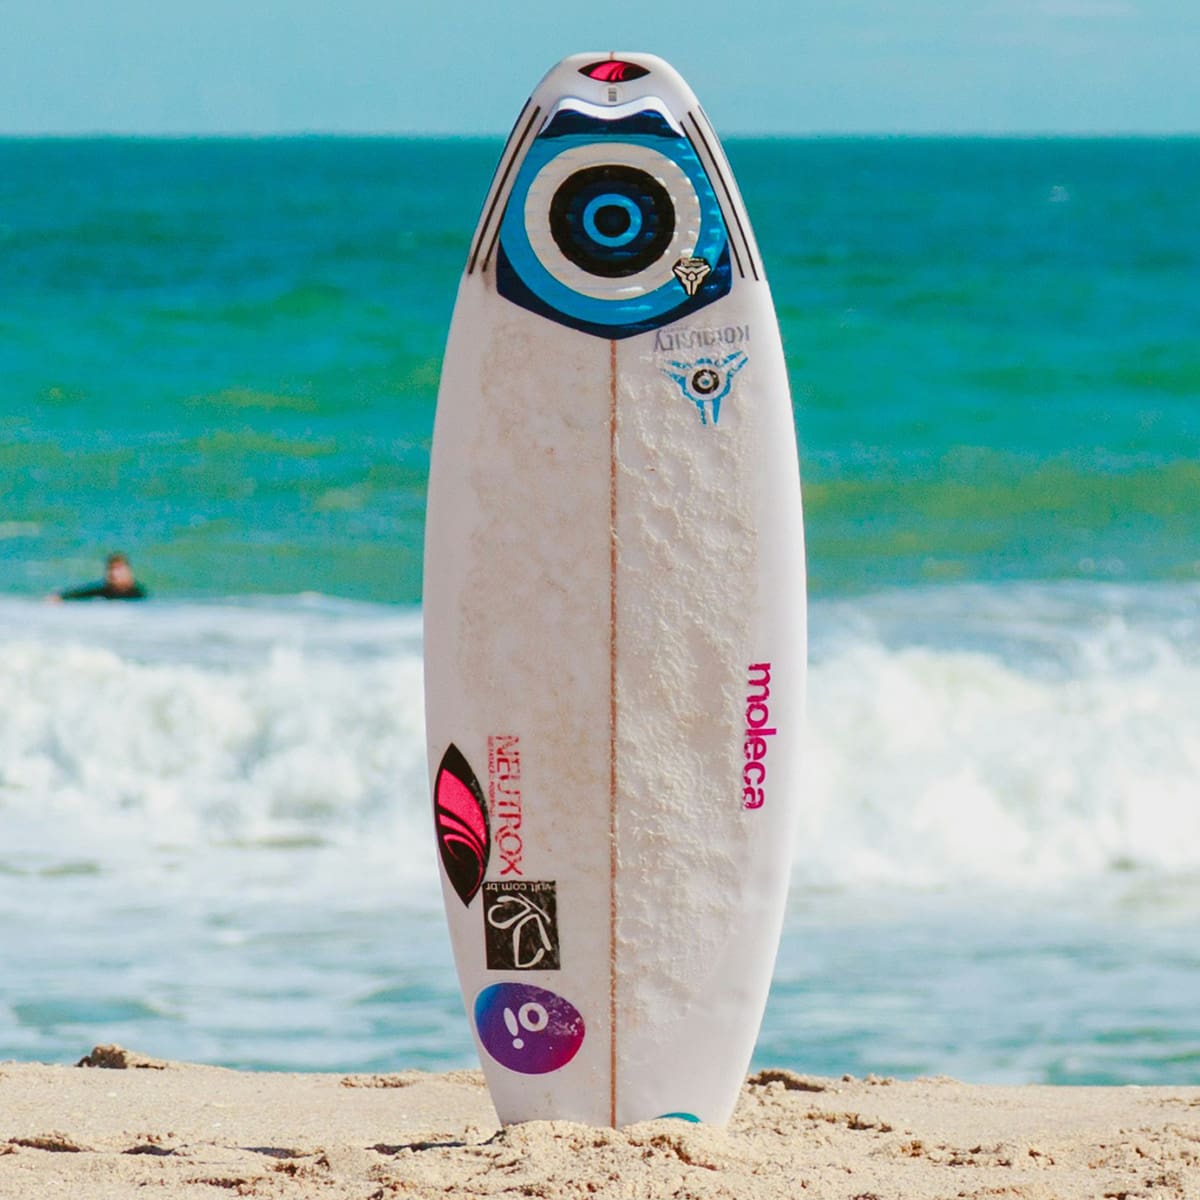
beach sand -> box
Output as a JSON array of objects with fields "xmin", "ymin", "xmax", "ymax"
[{"xmin": 1, "ymin": 1047, "xmax": 1197, "ymax": 1198}]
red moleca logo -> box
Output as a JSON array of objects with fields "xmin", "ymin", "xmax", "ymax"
[{"xmin": 742, "ymin": 663, "xmax": 776, "ymax": 810}]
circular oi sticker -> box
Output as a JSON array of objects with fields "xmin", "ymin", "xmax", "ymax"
[{"xmin": 474, "ymin": 983, "xmax": 585, "ymax": 1075}]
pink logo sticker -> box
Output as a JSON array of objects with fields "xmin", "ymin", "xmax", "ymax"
[
  {"xmin": 579, "ymin": 60, "xmax": 649, "ymax": 83},
  {"xmin": 434, "ymin": 744, "xmax": 489, "ymax": 906}
]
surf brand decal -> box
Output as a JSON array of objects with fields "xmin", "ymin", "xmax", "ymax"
[
  {"xmin": 580, "ymin": 60, "xmax": 650, "ymax": 83},
  {"xmin": 487, "ymin": 734, "xmax": 523, "ymax": 876},
  {"xmin": 662, "ymin": 351, "xmax": 749, "ymax": 426},
  {"xmin": 433, "ymin": 744, "xmax": 490, "ymax": 906},
  {"xmin": 484, "ymin": 881, "xmax": 560, "ymax": 970},
  {"xmin": 495, "ymin": 106, "xmax": 732, "ymax": 339},
  {"xmin": 671, "ymin": 255, "xmax": 711, "ymax": 296},
  {"xmin": 474, "ymin": 983, "xmax": 585, "ymax": 1074},
  {"xmin": 742, "ymin": 663, "xmax": 776, "ymax": 810},
  {"xmin": 659, "ymin": 1112, "xmax": 701, "ymax": 1122},
  {"xmin": 653, "ymin": 324, "xmax": 749, "ymax": 353}
]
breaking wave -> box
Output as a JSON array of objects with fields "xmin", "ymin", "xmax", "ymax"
[{"xmin": 3, "ymin": 584, "xmax": 1199, "ymax": 894}]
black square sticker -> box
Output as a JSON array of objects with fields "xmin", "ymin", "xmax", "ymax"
[{"xmin": 483, "ymin": 881, "xmax": 560, "ymax": 971}]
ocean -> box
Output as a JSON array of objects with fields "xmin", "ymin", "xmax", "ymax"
[{"xmin": 2, "ymin": 136, "xmax": 1199, "ymax": 1084}]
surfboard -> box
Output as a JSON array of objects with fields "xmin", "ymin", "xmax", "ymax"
[{"xmin": 423, "ymin": 52, "xmax": 806, "ymax": 1127}]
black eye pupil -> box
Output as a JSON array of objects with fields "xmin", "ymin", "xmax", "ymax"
[
  {"xmin": 594, "ymin": 205, "xmax": 631, "ymax": 237},
  {"xmin": 548, "ymin": 164, "xmax": 676, "ymax": 279}
]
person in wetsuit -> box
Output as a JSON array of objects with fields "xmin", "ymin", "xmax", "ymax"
[{"xmin": 56, "ymin": 552, "xmax": 147, "ymax": 601}]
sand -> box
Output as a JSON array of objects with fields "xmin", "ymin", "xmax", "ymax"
[{"xmin": 1, "ymin": 1047, "xmax": 1197, "ymax": 1198}]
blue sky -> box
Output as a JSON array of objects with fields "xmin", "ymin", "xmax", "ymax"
[{"xmin": 3, "ymin": 0, "xmax": 1197, "ymax": 135}]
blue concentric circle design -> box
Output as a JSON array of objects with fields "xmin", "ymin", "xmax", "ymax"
[
  {"xmin": 547, "ymin": 163, "xmax": 674, "ymax": 278},
  {"xmin": 495, "ymin": 107, "xmax": 732, "ymax": 340}
]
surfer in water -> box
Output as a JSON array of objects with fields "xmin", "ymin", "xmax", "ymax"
[{"xmin": 53, "ymin": 552, "xmax": 148, "ymax": 601}]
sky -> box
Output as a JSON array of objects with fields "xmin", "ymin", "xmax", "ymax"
[{"xmin": 2, "ymin": 0, "xmax": 1198, "ymax": 136}]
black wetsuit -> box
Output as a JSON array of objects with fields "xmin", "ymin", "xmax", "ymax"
[{"xmin": 59, "ymin": 582, "xmax": 148, "ymax": 601}]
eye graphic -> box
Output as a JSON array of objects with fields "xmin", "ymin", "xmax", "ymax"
[
  {"xmin": 549, "ymin": 164, "xmax": 674, "ymax": 278},
  {"xmin": 520, "ymin": 141, "xmax": 702, "ymax": 302},
  {"xmin": 495, "ymin": 107, "xmax": 732, "ymax": 339}
]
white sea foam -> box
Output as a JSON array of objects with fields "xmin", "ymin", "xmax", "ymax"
[
  {"xmin": 0, "ymin": 597, "xmax": 430, "ymax": 887},
  {"xmin": 2, "ymin": 585, "xmax": 1199, "ymax": 894},
  {"xmin": 3, "ymin": 586, "xmax": 1199, "ymax": 1075},
  {"xmin": 802, "ymin": 583, "xmax": 1200, "ymax": 890}
]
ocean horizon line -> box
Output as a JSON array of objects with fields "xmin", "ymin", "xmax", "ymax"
[{"xmin": 2, "ymin": 129, "xmax": 1198, "ymax": 142}]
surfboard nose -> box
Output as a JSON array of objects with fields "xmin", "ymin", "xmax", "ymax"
[
  {"xmin": 490, "ymin": 54, "xmax": 734, "ymax": 339},
  {"xmin": 533, "ymin": 53, "xmax": 697, "ymax": 115}
]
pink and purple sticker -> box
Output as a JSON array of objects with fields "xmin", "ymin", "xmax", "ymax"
[{"xmin": 474, "ymin": 983, "xmax": 585, "ymax": 1075}]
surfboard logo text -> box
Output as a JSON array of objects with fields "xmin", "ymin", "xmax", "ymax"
[
  {"xmin": 487, "ymin": 734, "xmax": 524, "ymax": 876},
  {"xmin": 662, "ymin": 351, "xmax": 749, "ymax": 426},
  {"xmin": 484, "ymin": 881, "xmax": 560, "ymax": 970},
  {"xmin": 653, "ymin": 323, "xmax": 749, "ymax": 353},
  {"xmin": 743, "ymin": 663, "xmax": 776, "ymax": 810},
  {"xmin": 434, "ymin": 744, "xmax": 490, "ymax": 905}
]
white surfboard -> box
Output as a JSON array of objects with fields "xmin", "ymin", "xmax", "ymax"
[{"xmin": 423, "ymin": 52, "xmax": 805, "ymax": 1127}]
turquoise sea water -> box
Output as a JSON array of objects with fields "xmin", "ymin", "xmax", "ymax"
[
  {"xmin": 5, "ymin": 137, "xmax": 1199, "ymax": 598},
  {"xmin": 2, "ymin": 137, "xmax": 1199, "ymax": 1084}
]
